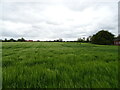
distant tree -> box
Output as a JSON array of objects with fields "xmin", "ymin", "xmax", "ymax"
[
  {"xmin": 89, "ymin": 36, "xmax": 92, "ymax": 42},
  {"xmin": 83, "ymin": 37, "xmax": 85, "ymax": 42},
  {"xmin": 37, "ymin": 40, "xmax": 40, "ymax": 42},
  {"xmin": 91, "ymin": 30, "xmax": 114, "ymax": 45},
  {"xmin": 21, "ymin": 38, "xmax": 25, "ymax": 42},
  {"xmin": 77, "ymin": 38, "xmax": 84, "ymax": 42},
  {"xmin": 86, "ymin": 37, "xmax": 89, "ymax": 42},
  {"xmin": 77, "ymin": 38, "xmax": 81, "ymax": 42},
  {"xmin": 114, "ymin": 34, "xmax": 120, "ymax": 40},
  {"xmin": 59, "ymin": 38, "xmax": 63, "ymax": 42},
  {"xmin": 86, "ymin": 36, "xmax": 92, "ymax": 42},
  {"xmin": 2, "ymin": 38, "xmax": 8, "ymax": 42},
  {"xmin": 117, "ymin": 34, "xmax": 120, "ymax": 39},
  {"xmin": 5, "ymin": 38, "xmax": 8, "ymax": 42},
  {"xmin": 54, "ymin": 38, "xmax": 63, "ymax": 42},
  {"xmin": 17, "ymin": 37, "xmax": 25, "ymax": 42},
  {"xmin": 9, "ymin": 38, "xmax": 16, "ymax": 42}
]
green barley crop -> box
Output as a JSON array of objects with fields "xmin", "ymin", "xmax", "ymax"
[{"xmin": 2, "ymin": 42, "xmax": 118, "ymax": 88}]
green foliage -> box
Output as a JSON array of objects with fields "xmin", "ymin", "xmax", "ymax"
[
  {"xmin": 5, "ymin": 38, "xmax": 7, "ymax": 42},
  {"xmin": 2, "ymin": 38, "xmax": 16, "ymax": 42},
  {"xmin": 77, "ymin": 38, "xmax": 84, "ymax": 42},
  {"xmin": 116, "ymin": 34, "xmax": 120, "ymax": 40},
  {"xmin": 9, "ymin": 38, "xmax": 16, "ymax": 42},
  {"xmin": 2, "ymin": 38, "xmax": 26, "ymax": 42},
  {"xmin": 54, "ymin": 38, "xmax": 63, "ymax": 42},
  {"xmin": 17, "ymin": 37, "xmax": 25, "ymax": 42},
  {"xmin": 91, "ymin": 30, "xmax": 114, "ymax": 45},
  {"xmin": 2, "ymin": 42, "xmax": 118, "ymax": 88}
]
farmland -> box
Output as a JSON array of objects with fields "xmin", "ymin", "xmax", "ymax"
[{"xmin": 2, "ymin": 42, "xmax": 118, "ymax": 88}]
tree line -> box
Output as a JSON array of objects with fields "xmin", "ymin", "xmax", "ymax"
[
  {"xmin": 2, "ymin": 38, "xmax": 26, "ymax": 42},
  {"xmin": 1, "ymin": 30, "xmax": 120, "ymax": 45},
  {"xmin": 1, "ymin": 37, "xmax": 91, "ymax": 42}
]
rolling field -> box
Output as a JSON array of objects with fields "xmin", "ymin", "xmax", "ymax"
[{"xmin": 2, "ymin": 42, "xmax": 118, "ymax": 88}]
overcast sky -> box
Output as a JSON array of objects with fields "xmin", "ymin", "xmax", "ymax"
[{"xmin": 0, "ymin": 0, "xmax": 119, "ymax": 41}]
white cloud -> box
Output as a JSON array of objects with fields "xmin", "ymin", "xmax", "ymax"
[{"xmin": 0, "ymin": 0, "xmax": 119, "ymax": 41}]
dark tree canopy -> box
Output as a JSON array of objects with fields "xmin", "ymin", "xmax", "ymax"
[
  {"xmin": 117, "ymin": 34, "xmax": 120, "ymax": 39},
  {"xmin": 54, "ymin": 38, "xmax": 63, "ymax": 42},
  {"xmin": 91, "ymin": 30, "xmax": 114, "ymax": 45},
  {"xmin": 77, "ymin": 37, "xmax": 86, "ymax": 42},
  {"xmin": 17, "ymin": 38, "xmax": 25, "ymax": 42},
  {"xmin": 9, "ymin": 38, "xmax": 16, "ymax": 42}
]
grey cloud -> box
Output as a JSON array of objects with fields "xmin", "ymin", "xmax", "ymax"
[
  {"xmin": 2, "ymin": 2, "xmax": 46, "ymax": 24},
  {"xmin": 2, "ymin": 29, "xmax": 21, "ymax": 37},
  {"xmin": 45, "ymin": 21, "xmax": 62, "ymax": 25},
  {"xmin": 0, "ymin": 0, "xmax": 119, "ymax": 40}
]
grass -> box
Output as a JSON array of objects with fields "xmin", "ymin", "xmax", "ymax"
[{"xmin": 2, "ymin": 42, "xmax": 118, "ymax": 88}]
